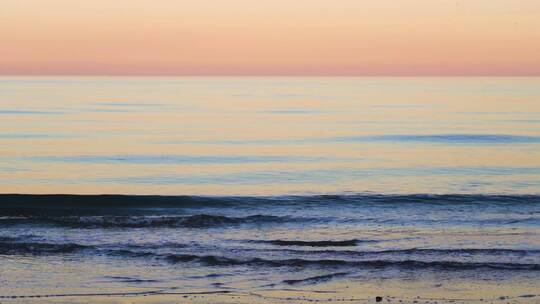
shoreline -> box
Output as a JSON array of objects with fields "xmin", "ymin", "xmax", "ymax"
[{"xmin": 1, "ymin": 288, "xmax": 539, "ymax": 304}]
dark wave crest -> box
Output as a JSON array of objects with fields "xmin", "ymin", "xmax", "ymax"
[
  {"xmin": 281, "ymin": 272, "xmax": 350, "ymax": 285},
  {"xmin": 1, "ymin": 194, "xmax": 539, "ymax": 215},
  {"xmin": 179, "ymin": 214, "xmax": 294, "ymax": 228},
  {"xmin": 249, "ymin": 239, "xmax": 365, "ymax": 247},
  {"xmin": 163, "ymin": 253, "xmax": 540, "ymax": 271},
  {"xmin": 0, "ymin": 214, "xmax": 297, "ymax": 228},
  {"xmin": 0, "ymin": 241, "xmax": 90, "ymax": 255},
  {"xmin": 241, "ymin": 247, "xmax": 540, "ymax": 257}
]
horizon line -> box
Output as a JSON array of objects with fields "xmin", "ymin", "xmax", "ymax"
[{"xmin": 2, "ymin": 74, "xmax": 540, "ymax": 78}]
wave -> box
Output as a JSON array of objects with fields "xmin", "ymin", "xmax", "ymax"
[
  {"xmin": 248, "ymin": 239, "xmax": 366, "ymax": 247},
  {"xmin": 240, "ymin": 247, "xmax": 540, "ymax": 256},
  {"xmin": 3, "ymin": 214, "xmax": 538, "ymax": 229},
  {"xmin": 3, "ymin": 237, "xmax": 536, "ymax": 257},
  {"xmin": 281, "ymin": 272, "xmax": 350, "ymax": 285},
  {"xmin": 0, "ymin": 214, "xmax": 296, "ymax": 228},
  {"xmin": 0, "ymin": 241, "xmax": 90, "ymax": 255},
  {"xmin": 179, "ymin": 214, "xmax": 295, "ymax": 228},
  {"xmin": 102, "ymin": 276, "xmax": 161, "ymax": 283},
  {"xmin": 268, "ymin": 248, "xmax": 540, "ymax": 260},
  {"xmin": 2, "ymin": 239, "xmax": 538, "ymax": 271},
  {"xmin": 163, "ymin": 253, "xmax": 540, "ymax": 271},
  {"xmin": 1, "ymin": 194, "xmax": 539, "ymax": 213},
  {"xmin": 371, "ymin": 248, "xmax": 540, "ymax": 255}
]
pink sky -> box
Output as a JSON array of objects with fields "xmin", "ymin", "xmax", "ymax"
[{"xmin": 1, "ymin": 0, "xmax": 539, "ymax": 76}]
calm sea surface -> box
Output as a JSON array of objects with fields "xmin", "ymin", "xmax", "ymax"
[
  {"xmin": 1, "ymin": 77, "xmax": 540, "ymax": 195},
  {"xmin": 1, "ymin": 77, "xmax": 539, "ymax": 302}
]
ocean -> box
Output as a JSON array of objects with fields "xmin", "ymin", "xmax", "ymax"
[{"xmin": 1, "ymin": 77, "xmax": 539, "ymax": 303}]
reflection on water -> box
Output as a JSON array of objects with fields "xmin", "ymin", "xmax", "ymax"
[
  {"xmin": 1, "ymin": 77, "xmax": 540, "ymax": 195},
  {"xmin": 1, "ymin": 77, "xmax": 540, "ymax": 302}
]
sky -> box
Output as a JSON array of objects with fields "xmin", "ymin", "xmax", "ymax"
[{"xmin": 1, "ymin": 0, "xmax": 540, "ymax": 76}]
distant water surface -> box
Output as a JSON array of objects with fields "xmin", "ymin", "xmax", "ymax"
[{"xmin": 1, "ymin": 77, "xmax": 540, "ymax": 195}]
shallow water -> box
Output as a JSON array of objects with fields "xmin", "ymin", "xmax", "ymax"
[
  {"xmin": 1, "ymin": 194, "xmax": 540, "ymax": 302},
  {"xmin": 1, "ymin": 77, "xmax": 540, "ymax": 302}
]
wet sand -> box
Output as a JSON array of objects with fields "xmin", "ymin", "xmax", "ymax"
[{"xmin": 2, "ymin": 277, "xmax": 539, "ymax": 304}]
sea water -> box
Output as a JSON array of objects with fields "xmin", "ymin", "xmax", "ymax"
[{"xmin": 1, "ymin": 77, "xmax": 539, "ymax": 302}]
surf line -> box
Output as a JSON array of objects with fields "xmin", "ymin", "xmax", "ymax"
[{"xmin": 0, "ymin": 289, "xmax": 234, "ymax": 299}]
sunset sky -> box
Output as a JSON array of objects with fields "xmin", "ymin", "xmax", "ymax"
[{"xmin": 1, "ymin": 0, "xmax": 539, "ymax": 76}]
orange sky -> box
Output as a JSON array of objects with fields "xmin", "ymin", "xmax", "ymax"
[{"xmin": 1, "ymin": 0, "xmax": 539, "ymax": 75}]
